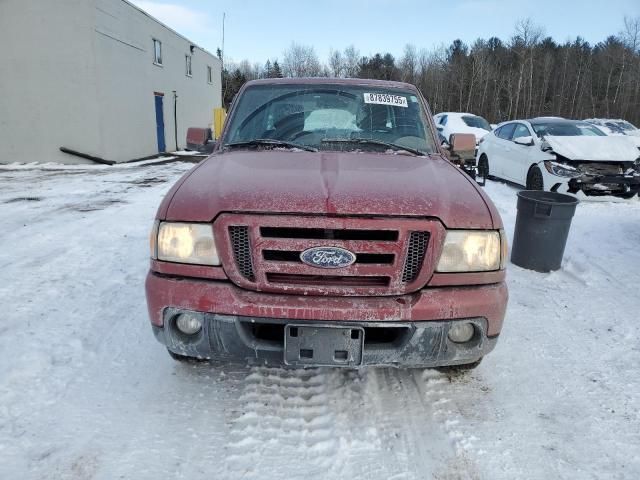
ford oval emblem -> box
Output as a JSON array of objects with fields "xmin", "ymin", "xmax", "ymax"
[{"xmin": 300, "ymin": 246, "xmax": 356, "ymax": 269}]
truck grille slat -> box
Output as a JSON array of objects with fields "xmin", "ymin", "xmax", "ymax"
[
  {"xmin": 260, "ymin": 227, "xmax": 398, "ymax": 241},
  {"xmin": 402, "ymin": 232, "xmax": 430, "ymax": 283},
  {"xmin": 217, "ymin": 215, "xmax": 442, "ymax": 296},
  {"xmin": 263, "ymin": 250, "xmax": 395, "ymax": 265},
  {"xmin": 229, "ymin": 226, "xmax": 255, "ymax": 281},
  {"xmin": 266, "ymin": 273, "xmax": 390, "ymax": 287}
]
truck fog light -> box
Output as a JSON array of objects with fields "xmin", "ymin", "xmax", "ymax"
[
  {"xmin": 175, "ymin": 313, "xmax": 202, "ymax": 335},
  {"xmin": 448, "ymin": 322, "xmax": 475, "ymax": 343}
]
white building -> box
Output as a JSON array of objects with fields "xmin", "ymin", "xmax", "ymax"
[{"xmin": 0, "ymin": 0, "xmax": 222, "ymax": 164}]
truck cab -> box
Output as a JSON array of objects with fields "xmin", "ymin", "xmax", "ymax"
[{"xmin": 145, "ymin": 78, "xmax": 508, "ymax": 369}]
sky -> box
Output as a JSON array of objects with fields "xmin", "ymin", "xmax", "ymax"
[{"xmin": 131, "ymin": 0, "xmax": 640, "ymax": 64}]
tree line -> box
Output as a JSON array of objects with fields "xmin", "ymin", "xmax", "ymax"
[{"xmin": 220, "ymin": 17, "xmax": 640, "ymax": 125}]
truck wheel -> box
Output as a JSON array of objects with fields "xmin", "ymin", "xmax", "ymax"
[
  {"xmin": 526, "ymin": 166, "xmax": 544, "ymax": 190},
  {"xmin": 436, "ymin": 358, "xmax": 482, "ymax": 374},
  {"xmin": 167, "ymin": 349, "xmax": 207, "ymax": 363}
]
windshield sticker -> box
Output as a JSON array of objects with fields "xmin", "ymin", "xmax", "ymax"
[{"xmin": 364, "ymin": 93, "xmax": 408, "ymax": 108}]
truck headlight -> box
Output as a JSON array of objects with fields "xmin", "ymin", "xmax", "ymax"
[
  {"xmin": 153, "ymin": 222, "xmax": 220, "ymax": 265},
  {"xmin": 436, "ymin": 230, "xmax": 502, "ymax": 272}
]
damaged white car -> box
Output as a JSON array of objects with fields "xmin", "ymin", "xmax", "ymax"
[{"xmin": 477, "ymin": 118, "xmax": 640, "ymax": 199}]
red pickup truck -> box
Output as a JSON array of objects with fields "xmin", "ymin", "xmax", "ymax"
[{"xmin": 145, "ymin": 78, "xmax": 508, "ymax": 369}]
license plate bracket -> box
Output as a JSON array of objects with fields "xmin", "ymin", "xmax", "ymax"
[{"xmin": 284, "ymin": 324, "xmax": 364, "ymax": 367}]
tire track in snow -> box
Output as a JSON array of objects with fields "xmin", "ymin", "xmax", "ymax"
[
  {"xmin": 417, "ymin": 371, "xmax": 475, "ymax": 453},
  {"xmin": 322, "ymin": 369, "xmax": 385, "ymax": 478},
  {"xmin": 223, "ymin": 367, "xmax": 341, "ymax": 479},
  {"xmin": 223, "ymin": 367, "xmax": 395, "ymax": 480},
  {"xmin": 362, "ymin": 368, "xmax": 457, "ymax": 480},
  {"xmin": 415, "ymin": 370, "xmax": 484, "ymax": 479}
]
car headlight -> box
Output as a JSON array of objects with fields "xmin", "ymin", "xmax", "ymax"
[
  {"xmin": 544, "ymin": 160, "xmax": 581, "ymax": 178},
  {"xmin": 151, "ymin": 221, "xmax": 220, "ymax": 265},
  {"xmin": 436, "ymin": 230, "xmax": 503, "ymax": 272}
]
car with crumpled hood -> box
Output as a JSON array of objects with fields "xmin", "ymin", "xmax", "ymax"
[
  {"xmin": 477, "ymin": 117, "xmax": 640, "ymax": 198},
  {"xmin": 145, "ymin": 78, "xmax": 508, "ymax": 369}
]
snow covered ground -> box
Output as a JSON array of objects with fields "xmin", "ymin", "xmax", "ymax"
[{"xmin": 1, "ymin": 161, "xmax": 639, "ymax": 480}]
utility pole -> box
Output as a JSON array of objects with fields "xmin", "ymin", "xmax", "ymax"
[
  {"xmin": 222, "ymin": 12, "xmax": 225, "ymax": 68},
  {"xmin": 172, "ymin": 90, "xmax": 178, "ymax": 151},
  {"xmin": 221, "ymin": 12, "xmax": 226, "ymax": 107}
]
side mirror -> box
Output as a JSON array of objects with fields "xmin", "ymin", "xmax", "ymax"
[
  {"xmin": 449, "ymin": 133, "xmax": 476, "ymax": 158},
  {"xmin": 514, "ymin": 136, "xmax": 534, "ymax": 146},
  {"xmin": 436, "ymin": 126, "xmax": 443, "ymax": 132}
]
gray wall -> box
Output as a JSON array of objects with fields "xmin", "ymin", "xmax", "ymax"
[
  {"xmin": 0, "ymin": 0, "xmax": 101, "ymax": 164},
  {"xmin": 0, "ymin": 0, "xmax": 222, "ymax": 164}
]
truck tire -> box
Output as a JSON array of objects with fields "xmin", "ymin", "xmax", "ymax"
[{"xmin": 436, "ymin": 358, "xmax": 482, "ymax": 374}]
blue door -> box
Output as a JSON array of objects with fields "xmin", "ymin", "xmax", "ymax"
[{"xmin": 154, "ymin": 94, "xmax": 166, "ymax": 152}]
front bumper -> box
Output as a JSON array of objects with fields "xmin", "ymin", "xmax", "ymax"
[
  {"xmin": 145, "ymin": 272, "xmax": 507, "ymax": 368},
  {"xmin": 153, "ymin": 312, "xmax": 498, "ymax": 368},
  {"xmin": 546, "ymin": 172, "xmax": 640, "ymax": 198}
]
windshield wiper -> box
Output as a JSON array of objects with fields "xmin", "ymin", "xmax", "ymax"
[
  {"xmin": 224, "ymin": 139, "xmax": 318, "ymax": 152},
  {"xmin": 321, "ymin": 138, "xmax": 425, "ymax": 156}
]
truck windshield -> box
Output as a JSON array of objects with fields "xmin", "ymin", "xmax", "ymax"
[{"xmin": 222, "ymin": 84, "xmax": 436, "ymax": 155}]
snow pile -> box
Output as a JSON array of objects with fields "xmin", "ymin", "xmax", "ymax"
[{"xmin": 0, "ymin": 164, "xmax": 639, "ymax": 479}]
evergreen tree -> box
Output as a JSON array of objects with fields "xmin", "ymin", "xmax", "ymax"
[
  {"xmin": 271, "ymin": 60, "xmax": 283, "ymax": 78},
  {"xmin": 222, "ymin": 68, "xmax": 247, "ymax": 108}
]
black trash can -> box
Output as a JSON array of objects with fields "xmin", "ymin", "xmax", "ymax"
[{"xmin": 510, "ymin": 190, "xmax": 579, "ymax": 272}]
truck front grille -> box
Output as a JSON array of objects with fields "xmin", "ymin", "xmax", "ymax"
[{"xmin": 215, "ymin": 215, "xmax": 443, "ymax": 296}]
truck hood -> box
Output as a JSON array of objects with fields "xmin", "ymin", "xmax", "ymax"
[
  {"xmin": 544, "ymin": 135, "xmax": 640, "ymax": 162},
  {"xmin": 165, "ymin": 150, "xmax": 495, "ymax": 229}
]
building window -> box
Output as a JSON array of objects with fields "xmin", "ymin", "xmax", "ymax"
[
  {"xmin": 207, "ymin": 65, "xmax": 213, "ymax": 84},
  {"xmin": 153, "ymin": 39, "xmax": 162, "ymax": 65},
  {"xmin": 185, "ymin": 55, "xmax": 192, "ymax": 77}
]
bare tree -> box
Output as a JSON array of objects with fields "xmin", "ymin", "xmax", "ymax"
[
  {"xmin": 511, "ymin": 18, "xmax": 543, "ymax": 118},
  {"xmin": 282, "ymin": 42, "xmax": 322, "ymax": 77},
  {"xmin": 343, "ymin": 45, "xmax": 360, "ymax": 78},
  {"xmin": 329, "ymin": 49, "xmax": 344, "ymax": 77},
  {"xmin": 399, "ymin": 44, "xmax": 418, "ymax": 84}
]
